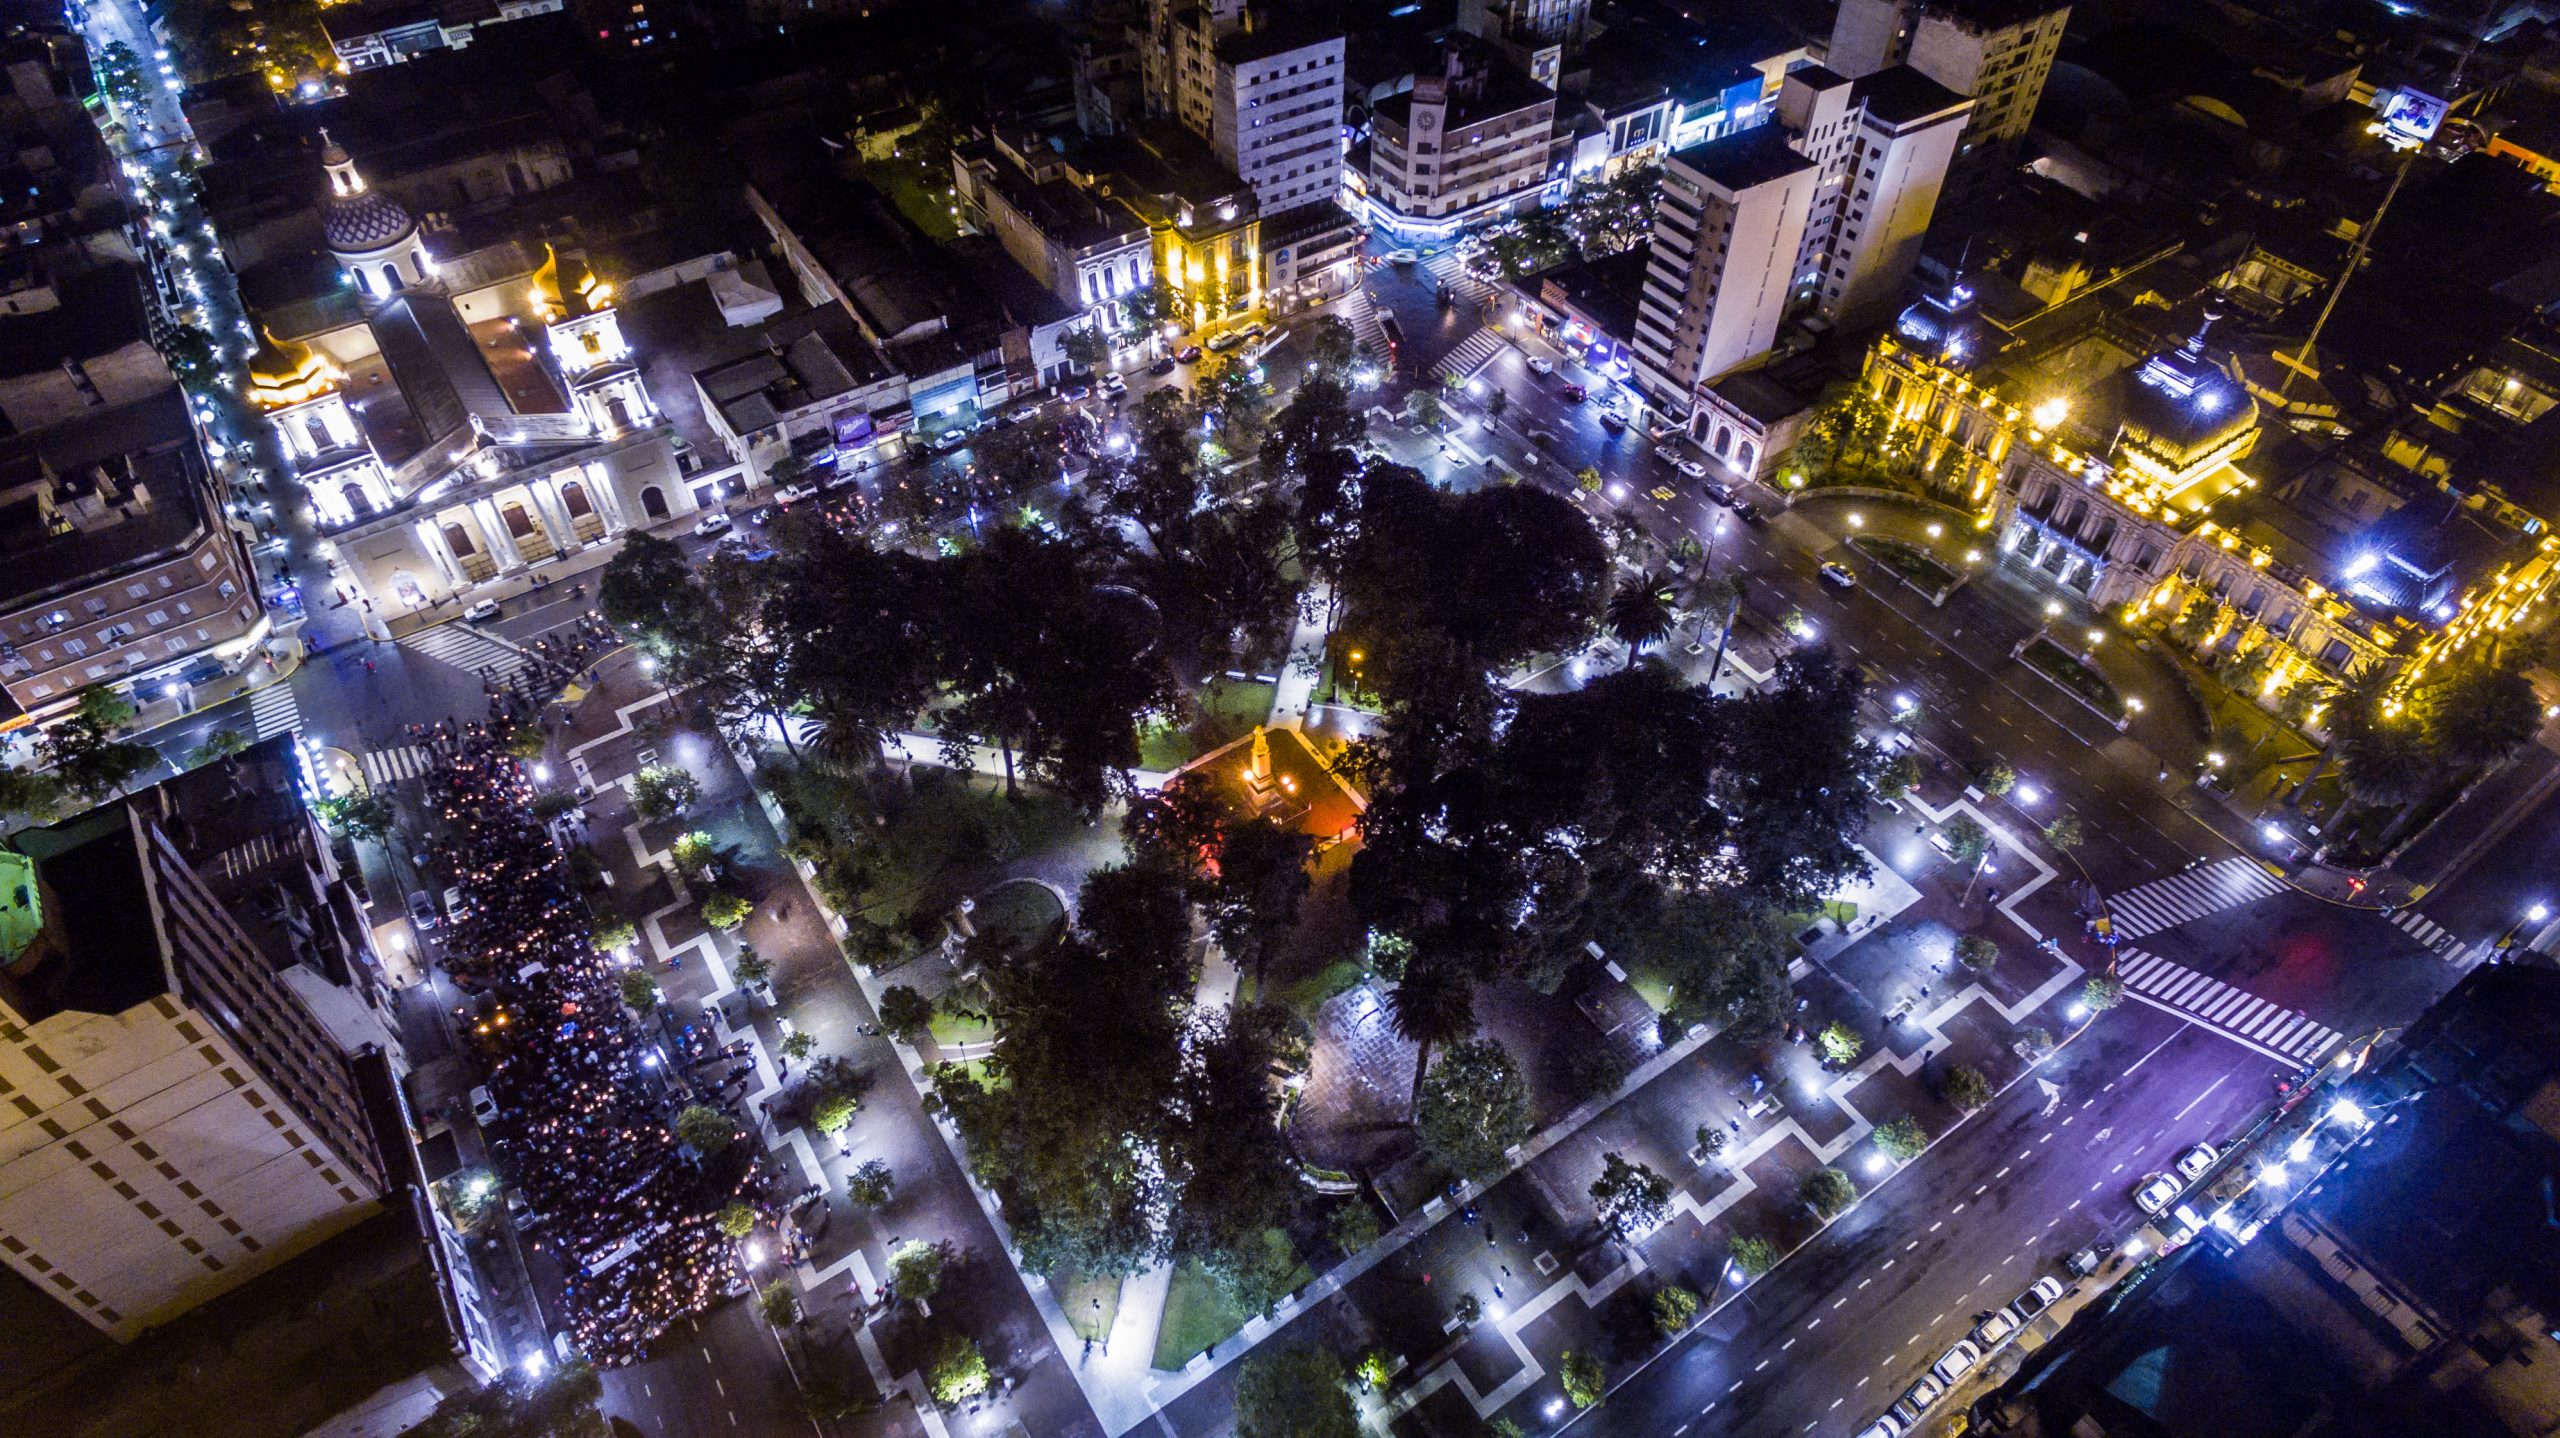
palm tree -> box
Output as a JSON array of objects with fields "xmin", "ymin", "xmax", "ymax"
[
  {"xmin": 2290, "ymin": 662, "xmax": 2392, "ymax": 805},
  {"xmin": 1386, "ymin": 954, "xmax": 1477, "ymax": 1115},
  {"xmin": 1605, "ymin": 569, "xmax": 1679, "ymax": 670},
  {"xmin": 1700, "ymin": 573, "xmax": 1747, "ymax": 686},
  {"xmin": 805, "ymin": 703, "xmax": 888, "ymax": 776}
]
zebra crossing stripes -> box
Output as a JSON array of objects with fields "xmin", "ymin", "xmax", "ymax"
[
  {"xmin": 247, "ymin": 682, "xmax": 300, "ymax": 740},
  {"xmin": 2105, "ymin": 858, "xmax": 2287, "ymax": 938},
  {"xmin": 1432, "ymin": 330, "xmax": 1506, "ymax": 383},
  {"xmin": 401, "ymin": 622, "xmax": 534, "ymax": 685},
  {"xmin": 2117, "ymin": 949, "xmax": 2342, "ymax": 1063},
  {"xmin": 2386, "ymin": 908, "xmax": 2466, "ymax": 958},
  {"xmin": 361, "ymin": 744, "xmax": 435, "ymax": 789}
]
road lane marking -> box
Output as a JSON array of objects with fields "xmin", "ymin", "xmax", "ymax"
[
  {"xmin": 1861, "ymin": 1277, "xmax": 1874, "ymax": 1288},
  {"xmin": 2172, "ymin": 1074, "xmax": 2229, "ymax": 1122},
  {"xmin": 1808, "ymin": 1318, "xmax": 1822, "ymax": 1330},
  {"xmin": 1953, "ymin": 1203, "xmax": 1967, "ymax": 1214},
  {"xmin": 1834, "ymin": 1296, "xmax": 1848, "ymax": 1309},
  {"xmin": 1994, "ymin": 1167, "xmax": 2010, "ymax": 1179},
  {"xmin": 1756, "ymin": 1359, "xmax": 1771, "ymax": 1371},
  {"xmin": 1783, "ymin": 1338, "xmax": 1797, "ymax": 1350},
  {"xmin": 1930, "ymin": 1221, "xmax": 1943, "ymax": 1232}
]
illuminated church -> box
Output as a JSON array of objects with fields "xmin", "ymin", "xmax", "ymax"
[{"xmin": 242, "ymin": 136, "xmax": 688, "ymax": 621}]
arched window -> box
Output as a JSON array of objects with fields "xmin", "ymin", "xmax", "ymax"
[
  {"xmin": 501, "ymin": 502, "xmax": 539, "ymax": 539},
  {"xmin": 1737, "ymin": 440, "xmax": 1757, "ymax": 472},
  {"xmin": 413, "ymin": 254, "xmax": 428, "ymax": 282},
  {"xmin": 560, "ymin": 481, "xmax": 594, "ymax": 519},
  {"xmin": 341, "ymin": 483, "xmax": 372, "ymax": 519},
  {"xmin": 441, "ymin": 522, "xmax": 477, "ymax": 557},
  {"xmin": 639, "ymin": 485, "xmax": 669, "ymax": 520},
  {"xmin": 1714, "ymin": 427, "xmax": 1733, "ymax": 458},
  {"xmin": 352, "ymin": 268, "xmax": 372, "ymax": 297}
]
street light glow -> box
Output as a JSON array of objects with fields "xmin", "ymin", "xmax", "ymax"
[
  {"xmin": 2258, "ymin": 1162, "xmax": 2288, "ymax": 1185},
  {"xmin": 2261, "ymin": 822, "xmax": 2285, "ymax": 843},
  {"xmin": 1892, "ymin": 692, "xmax": 1916, "ymax": 713},
  {"xmin": 1848, "ymin": 512, "xmax": 1864, "ymax": 528},
  {"xmin": 1926, "ymin": 522, "xmax": 1943, "ymax": 538},
  {"xmin": 2045, "ymin": 601, "xmax": 2063, "ymax": 618},
  {"xmin": 2328, "ymin": 1098, "xmax": 2367, "ymax": 1128},
  {"xmin": 2016, "ymin": 783, "xmax": 2041, "ymax": 803},
  {"xmin": 2066, "ymin": 1001, "xmax": 2087, "ymax": 1021},
  {"xmin": 2531, "ymin": 903, "xmax": 2551, "ymax": 923}
]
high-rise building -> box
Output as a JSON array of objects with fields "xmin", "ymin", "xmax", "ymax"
[
  {"xmin": 1459, "ymin": 0, "xmax": 1586, "ymax": 82},
  {"xmin": 1143, "ymin": 0, "xmax": 1346, "ymax": 215},
  {"xmin": 0, "ymin": 741, "xmax": 410, "ymax": 1342},
  {"xmin": 1354, "ymin": 43, "xmax": 1559, "ymax": 242},
  {"xmin": 1826, "ymin": 0, "xmax": 2067, "ymax": 195},
  {"xmin": 1632, "ymin": 128, "xmax": 1818, "ymax": 406},
  {"xmin": 1778, "ymin": 64, "xmax": 1971, "ymax": 326}
]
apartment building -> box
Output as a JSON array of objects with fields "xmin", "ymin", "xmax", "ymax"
[
  {"xmin": 0, "ymin": 393, "xmax": 267, "ymax": 726},
  {"xmin": 1827, "ymin": 0, "xmax": 2068, "ymax": 194},
  {"xmin": 1777, "ymin": 63, "xmax": 1971, "ymax": 326},
  {"xmin": 0, "ymin": 740, "xmax": 411, "ymax": 1342},
  {"xmin": 1355, "ymin": 45, "xmax": 1558, "ymax": 242},
  {"xmin": 1207, "ymin": 21, "xmax": 1346, "ymax": 214},
  {"xmin": 1631, "ymin": 127, "xmax": 1817, "ymax": 408}
]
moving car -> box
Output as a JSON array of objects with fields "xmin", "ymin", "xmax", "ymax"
[
  {"xmin": 692, "ymin": 510, "xmax": 733, "ymax": 537},
  {"xmin": 1674, "ymin": 458, "xmax": 1710, "ymax": 480},
  {"xmin": 1175, "ymin": 344, "xmax": 1204, "ymax": 363},
  {"xmin": 2008, "ymin": 1275, "xmax": 2067, "ymax": 1323},
  {"xmin": 1526, "ymin": 355, "xmax": 1556, "ymax": 376},
  {"xmin": 931, "ymin": 428, "xmax": 971, "ymax": 452},
  {"xmin": 407, "ymin": 890, "xmax": 440, "ymax": 931},
  {"xmin": 2133, "ymin": 1172, "xmax": 2183, "ymax": 1214},
  {"xmin": 2176, "ymin": 1143, "xmax": 2220, "ymax": 1181},
  {"xmin": 1819, "ymin": 561, "xmax": 1859, "ymax": 589},
  {"xmin": 1206, "ymin": 331, "xmax": 1248, "ymax": 354},
  {"xmin": 1560, "ymin": 382, "xmax": 1587, "ymax": 402},
  {"xmin": 442, "ymin": 885, "xmax": 467, "ymax": 923},
  {"xmin": 1149, "ymin": 356, "xmax": 1179, "ymax": 377},
  {"xmin": 773, "ymin": 480, "xmax": 818, "ymax": 505},
  {"xmin": 1386, "ymin": 248, "xmax": 1420, "ymax": 265},
  {"xmin": 1973, "ymin": 1308, "xmax": 2021, "ymax": 1348},
  {"xmin": 461, "ymin": 598, "xmax": 502, "ymax": 624},
  {"xmin": 1931, "ymin": 1337, "xmax": 1984, "ymax": 1386},
  {"xmin": 468, "ymin": 1085, "xmax": 499, "ymax": 1126},
  {"xmin": 1733, "ymin": 501, "xmax": 1763, "ymax": 524},
  {"xmin": 1102, "ymin": 372, "xmax": 1128, "ymax": 396},
  {"xmin": 745, "ymin": 504, "xmax": 779, "ymax": 526},
  {"xmin": 1061, "ymin": 382, "xmax": 1092, "ymax": 400},
  {"xmin": 1600, "ymin": 410, "xmax": 1627, "ymax": 431}
]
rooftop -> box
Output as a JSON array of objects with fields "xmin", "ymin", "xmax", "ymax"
[
  {"xmin": 1708, "ymin": 367, "xmax": 1817, "ymax": 425},
  {"xmin": 695, "ymin": 306, "xmax": 895, "ymax": 435},
  {"xmin": 1852, "ymin": 65, "xmax": 1971, "ymax": 127},
  {"xmin": 1672, "ymin": 123, "xmax": 1816, "ymax": 192},
  {"xmin": 1215, "ymin": 14, "xmax": 1342, "ymax": 66},
  {"xmin": 0, "ymin": 390, "xmax": 215, "ymax": 613}
]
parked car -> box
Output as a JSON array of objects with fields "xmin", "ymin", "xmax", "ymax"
[
  {"xmin": 1525, "ymin": 355, "xmax": 1556, "ymax": 376},
  {"xmin": 1704, "ymin": 480, "xmax": 1734, "ymax": 502},
  {"xmin": 1102, "ymin": 371, "xmax": 1128, "ymax": 395},
  {"xmin": 1931, "ymin": 1338, "xmax": 1984, "ymax": 1386},
  {"xmin": 1599, "ymin": 410, "xmax": 1627, "ymax": 431},
  {"xmin": 1206, "ymin": 331, "xmax": 1248, "ymax": 354},
  {"xmin": 1149, "ymin": 355, "xmax": 1179, "ymax": 377},
  {"xmin": 1669, "ymin": 457, "xmax": 1708, "ymax": 480},
  {"xmin": 2008, "ymin": 1275, "xmax": 2067, "ymax": 1323},
  {"xmin": 1733, "ymin": 501, "xmax": 1764, "ymax": 524},
  {"xmin": 931, "ymin": 428, "xmax": 971, "ymax": 452},
  {"xmin": 1895, "ymin": 1373, "xmax": 1945, "ymax": 1420},
  {"xmin": 442, "ymin": 885, "xmax": 467, "ymax": 923},
  {"xmin": 468, "ymin": 1085, "xmax": 499, "ymax": 1126},
  {"xmin": 2133, "ymin": 1172, "xmax": 2183, "ymax": 1214},
  {"xmin": 1560, "ymin": 382, "xmax": 1588, "ymax": 402},
  {"xmin": 1819, "ymin": 561, "xmax": 1859, "ymax": 589},
  {"xmin": 1973, "ymin": 1308, "xmax": 2021, "ymax": 1348},
  {"xmin": 461, "ymin": 598, "xmax": 502, "ymax": 624},
  {"xmin": 1855, "ymin": 1416, "xmax": 1905, "ymax": 1438},
  {"xmin": 773, "ymin": 480, "xmax": 818, "ymax": 505},
  {"xmin": 407, "ymin": 889, "xmax": 439, "ymax": 931},
  {"xmin": 692, "ymin": 510, "xmax": 733, "ymax": 537},
  {"xmin": 1061, "ymin": 382, "xmax": 1093, "ymax": 400},
  {"xmin": 2176, "ymin": 1143, "xmax": 2220, "ymax": 1180},
  {"xmin": 1175, "ymin": 344, "xmax": 1204, "ymax": 363}
]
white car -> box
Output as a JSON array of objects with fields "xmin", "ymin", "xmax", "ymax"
[
  {"xmin": 1526, "ymin": 355, "xmax": 1556, "ymax": 376},
  {"xmin": 1819, "ymin": 561, "xmax": 1859, "ymax": 590},
  {"xmin": 692, "ymin": 510, "xmax": 733, "ymax": 537},
  {"xmin": 773, "ymin": 480, "xmax": 818, "ymax": 505},
  {"xmin": 1972, "ymin": 1308, "xmax": 2020, "ymax": 1348},
  {"xmin": 1931, "ymin": 1337, "xmax": 1984, "ymax": 1386},
  {"xmin": 1206, "ymin": 331, "xmax": 1248, "ymax": 354},
  {"xmin": 1386, "ymin": 248, "xmax": 1420, "ymax": 265},
  {"xmin": 2008, "ymin": 1275, "xmax": 2066, "ymax": 1323},
  {"xmin": 1855, "ymin": 1417, "xmax": 1905, "ymax": 1438},
  {"xmin": 2133, "ymin": 1172, "xmax": 2183, "ymax": 1214},
  {"xmin": 1895, "ymin": 1373, "xmax": 1945, "ymax": 1420},
  {"xmin": 1675, "ymin": 458, "xmax": 1710, "ymax": 480},
  {"xmin": 468, "ymin": 1085, "xmax": 499, "ymax": 1126},
  {"xmin": 1102, "ymin": 372, "xmax": 1128, "ymax": 395},
  {"xmin": 2175, "ymin": 1143, "xmax": 2219, "ymax": 1180},
  {"xmin": 462, "ymin": 598, "xmax": 502, "ymax": 624}
]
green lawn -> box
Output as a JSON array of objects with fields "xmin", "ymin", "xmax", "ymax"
[
  {"xmin": 1138, "ymin": 679, "xmax": 1277, "ymax": 772},
  {"xmin": 1627, "ymin": 966, "xmax": 1676, "ymax": 1014},
  {"xmin": 866, "ymin": 159, "xmax": 960, "ymax": 241},
  {"xmin": 1052, "ymin": 1269, "xmax": 1124, "ymax": 1344},
  {"xmin": 1271, "ymin": 955, "xmax": 1367, "ymax": 1019},
  {"xmin": 927, "ymin": 1000, "xmax": 992, "ymax": 1049},
  {"xmin": 1851, "ymin": 536, "xmax": 1958, "ymax": 596},
  {"xmin": 2022, "ymin": 638, "xmax": 2128, "ymax": 722},
  {"xmin": 1152, "ymin": 1233, "xmax": 1311, "ymax": 1370}
]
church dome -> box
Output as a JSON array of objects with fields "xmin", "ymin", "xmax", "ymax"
[
  {"xmin": 245, "ymin": 326, "xmax": 340, "ymax": 410},
  {"xmin": 318, "ymin": 135, "xmax": 418, "ymax": 257},
  {"xmin": 532, "ymin": 243, "xmax": 611, "ymax": 321}
]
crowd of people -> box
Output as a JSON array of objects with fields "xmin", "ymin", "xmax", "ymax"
[{"xmin": 427, "ymin": 720, "xmax": 733, "ymax": 1367}]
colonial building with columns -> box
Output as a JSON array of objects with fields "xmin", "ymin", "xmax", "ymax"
[
  {"xmin": 241, "ymin": 143, "xmax": 692, "ymax": 624},
  {"xmin": 1862, "ymin": 288, "xmax": 2422, "ymax": 699}
]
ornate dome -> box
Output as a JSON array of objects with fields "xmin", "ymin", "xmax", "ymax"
[
  {"xmin": 532, "ymin": 243, "xmax": 610, "ymax": 321},
  {"xmin": 246, "ymin": 326, "xmax": 340, "ymax": 410},
  {"xmin": 2115, "ymin": 300, "xmax": 2258, "ymax": 472},
  {"xmin": 317, "ymin": 133, "xmax": 418, "ymax": 257}
]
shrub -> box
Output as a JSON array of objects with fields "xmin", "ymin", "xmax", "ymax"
[
  {"xmin": 757, "ymin": 1278, "xmax": 801, "ymax": 1328},
  {"xmin": 2043, "ymin": 814, "xmax": 2084, "ymax": 851},
  {"xmin": 812, "ymin": 1091, "xmax": 861, "ymax": 1137},
  {"xmin": 671, "ymin": 831, "xmax": 718, "ymax": 878},
  {"xmin": 675, "ymin": 1105, "xmax": 733, "ymax": 1155},
  {"xmin": 592, "ymin": 914, "xmax": 639, "ymax": 952},
  {"xmin": 1453, "ymin": 1293, "xmax": 1483, "ymax": 1328},
  {"xmin": 891, "ymin": 1240, "xmax": 949, "ymax": 1303},
  {"xmin": 779, "ymin": 1031, "xmax": 816, "ymax": 1064},
  {"xmin": 701, "ymin": 892, "xmax": 752, "ymax": 931},
  {"xmin": 1329, "ymin": 1200, "xmax": 1382, "ymax": 1257},
  {"xmin": 633, "ymin": 764, "xmax": 701, "ymax": 819},
  {"xmin": 1728, "ymin": 1234, "xmax": 1778, "ymax": 1277},
  {"xmin": 928, "ymin": 1332, "xmax": 989, "ymax": 1405},
  {"xmin": 1694, "ymin": 1124, "xmax": 1728, "ymax": 1161},
  {"xmin": 717, "ymin": 1201, "xmax": 756, "ymax": 1239},
  {"xmin": 1943, "ymin": 814, "xmax": 1989, "ymax": 867},
  {"xmin": 1942, "ymin": 1063, "xmax": 1994, "ymax": 1111},
  {"xmin": 1560, "ymin": 1350, "xmax": 1604, "ymax": 1410},
  {"xmin": 847, "ymin": 1159, "xmax": 895, "ymax": 1207},
  {"xmin": 1954, "ymin": 934, "xmax": 1999, "ymax": 972},
  {"xmin": 618, "ymin": 970, "xmax": 660, "ymax": 1011},
  {"xmin": 1801, "ymin": 1166, "xmax": 1857, "ymax": 1219},
  {"xmin": 1973, "ymin": 760, "xmax": 2016, "ymax": 796},
  {"xmin": 1816, "ymin": 1021, "xmax": 1863, "ymax": 1066},
  {"xmin": 1652, "ymin": 1285, "xmax": 1700, "ymax": 1335},
  {"xmin": 2080, "ymin": 974, "xmax": 2125, "ymax": 1014},
  {"xmin": 1874, "ymin": 1115, "xmax": 1928, "ymax": 1161}
]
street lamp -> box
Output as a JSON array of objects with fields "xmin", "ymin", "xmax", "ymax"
[
  {"xmin": 1848, "ymin": 512, "xmax": 1865, "ymax": 529},
  {"xmin": 2045, "ymin": 601, "xmax": 2063, "ymax": 619},
  {"xmin": 1926, "ymin": 522, "xmax": 1943, "ymax": 539},
  {"xmin": 2495, "ymin": 901, "xmax": 2551, "ymax": 952}
]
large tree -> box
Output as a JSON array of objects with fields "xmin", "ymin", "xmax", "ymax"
[
  {"xmin": 1386, "ymin": 950, "xmax": 1477, "ymax": 1113},
  {"xmin": 1166, "ymin": 1004, "xmax": 1305, "ymax": 1309},
  {"xmin": 1233, "ymin": 1346, "xmax": 1359, "ymax": 1438},
  {"xmin": 1605, "ymin": 569, "xmax": 1679, "ymax": 668},
  {"xmin": 1204, "ymin": 815, "xmax": 1314, "ymax": 995},
  {"xmin": 1415, "ymin": 1037, "xmax": 1532, "ymax": 1179},
  {"xmin": 2422, "ymin": 658, "xmax": 2542, "ymax": 771}
]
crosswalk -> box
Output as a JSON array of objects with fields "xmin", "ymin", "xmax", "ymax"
[
  {"xmin": 2104, "ymin": 858, "xmax": 2286, "ymax": 939},
  {"xmin": 2385, "ymin": 907, "xmax": 2469, "ymax": 959},
  {"xmin": 1345, "ymin": 292, "xmax": 1389, "ymax": 360},
  {"xmin": 400, "ymin": 622, "xmax": 536, "ymax": 686},
  {"xmin": 1422, "ymin": 251, "xmax": 1501, "ymax": 307},
  {"xmin": 1433, "ymin": 329, "xmax": 1507, "ymax": 383},
  {"xmin": 361, "ymin": 744, "xmax": 437, "ymax": 789},
  {"xmin": 247, "ymin": 682, "xmax": 300, "ymax": 740},
  {"xmin": 2116, "ymin": 948, "xmax": 2342, "ymax": 1063}
]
